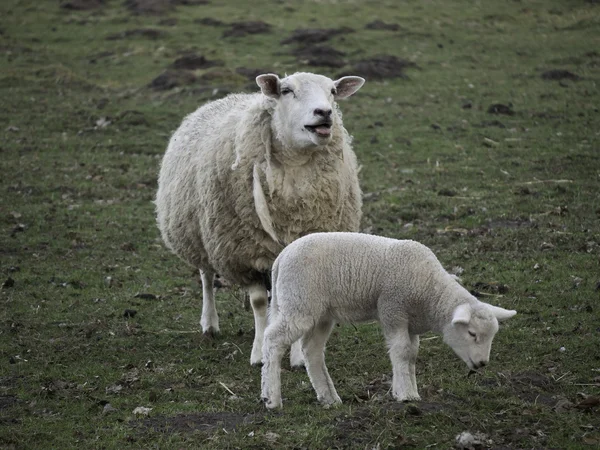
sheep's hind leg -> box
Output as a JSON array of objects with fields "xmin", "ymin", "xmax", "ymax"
[
  {"xmin": 385, "ymin": 328, "xmax": 420, "ymax": 401},
  {"xmin": 249, "ymin": 284, "xmax": 269, "ymax": 366},
  {"xmin": 261, "ymin": 319, "xmax": 304, "ymax": 409},
  {"xmin": 200, "ymin": 270, "xmax": 219, "ymax": 337},
  {"xmin": 302, "ymin": 320, "xmax": 341, "ymax": 407}
]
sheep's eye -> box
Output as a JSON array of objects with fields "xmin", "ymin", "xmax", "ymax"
[
  {"xmin": 281, "ymin": 88, "xmax": 293, "ymax": 95},
  {"xmin": 331, "ymin": 88, "xmax": 337, "ymax": 95},
  {"xmin": 468, "ymin": 331, "xmax": 476, "ymax": 338}
]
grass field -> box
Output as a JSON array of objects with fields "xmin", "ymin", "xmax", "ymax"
[{"xmin": 1, "ymin": 0, "xmax": 599, "ymax": 448}]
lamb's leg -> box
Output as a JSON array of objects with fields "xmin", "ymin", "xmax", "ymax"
[
  {"xmin": 385, "ymin": 328, "xmax": 420, "ymax": 401},
  {"xmin": 249, "ymin": 284, "xmax": 269, "ymax": 366},
  {"xmin": 289, "ymin": 339, "xmax": 304, "ymax": 368},
  {"xmin": 261, "ymin": 319, "xmax": 303, "ymax": 409},
  {"xmin": 302, "ymin": 320, "xmax": 341, "ymax": 407},
  {"xmin": 200, "ymin": 270, "xmax": 219, "ymax": 337},
  {"xmin": 408, "ymin": 334, "xmax": 419, "ymax": 395}
]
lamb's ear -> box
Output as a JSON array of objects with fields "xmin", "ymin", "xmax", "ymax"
[
  {"xmin": 486, "ymin": 304, "xmax": 517, "ymax": 322},
  {"xmin": 334, "ymin": 76, "xmax": 365, "ymax": 99},
  {"xmin": 451, "ymin": 303, "xmax": 472, "ymax": 325},
  {"xmin": 256, "ymin": 74, "xmax": 280, "ymax": 98}
]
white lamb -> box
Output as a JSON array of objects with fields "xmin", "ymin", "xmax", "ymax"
[
  {"xmin": 261, "ymin": 232, "xmax": 517, "ymax": 408},
  {"xmin": 155, "ymin": 72, "xmax": 365, "ymax": 365}
]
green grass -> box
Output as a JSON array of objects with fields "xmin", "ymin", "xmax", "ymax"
[{"xmin": 1, "ymin": 0, "xmax": 599, "ymax": 448}]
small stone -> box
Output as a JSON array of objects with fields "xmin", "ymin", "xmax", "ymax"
[
  {"xmin": 102, "ymin": 403, "xmax": 118, "ymax": 415},
  {"xmin": 132, "ymin": 406, "xmax": 152, "ymax": 416}
]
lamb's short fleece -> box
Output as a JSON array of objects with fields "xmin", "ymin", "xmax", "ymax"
[{"xmin": 261, "ymin": 232, "xmax": 517, "ymax": 408}]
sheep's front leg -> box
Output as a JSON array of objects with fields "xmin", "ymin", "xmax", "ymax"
[
  {"xmin": 385, "ymin": 329, "xmax": 421, "ymax": 401},
  {"xmin": 200, "ymin": 270, "xmax": 219, "ymax": 336},
  {"xmin": 249, "ymin": 284, "xmax": 269, "ymax": 366},
  {"xmin": 303, "ymin": 320, "xmax": 341, "ymax": 407}
]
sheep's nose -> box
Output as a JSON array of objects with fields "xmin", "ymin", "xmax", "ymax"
[
  {"xmin": 314, "ymin": 108, "xmax": 332, "ymax": 118},
  {"xmin": 476, "ymin": 361, "xmax": 487, "ymax": 369}
]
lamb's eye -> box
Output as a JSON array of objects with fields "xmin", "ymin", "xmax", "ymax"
[
  {"xmin": 468, "ymin": 331, "xmax": 476, "ymax": 338},
  {"xmin": 331, "ymin": 88, "xmax": 337, "ymax": 95},
  {"xmin": 281, "ymin": 88, "xmax": 293, "ymax": 95}
]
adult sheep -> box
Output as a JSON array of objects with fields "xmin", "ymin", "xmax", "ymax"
[{"xmin": 155, "ymin": 72, "xmax": 365, "ymax": 365}]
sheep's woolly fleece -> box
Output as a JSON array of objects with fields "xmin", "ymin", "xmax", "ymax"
[{"xmin": 155, "ymin": 72, "xmax": 363, "ymax": 287}]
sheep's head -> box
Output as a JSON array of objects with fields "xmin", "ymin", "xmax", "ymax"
[
  {"xmin": 442, "ymin": 302, "xmax": 516, "ymax": 371},
  {"xmin": 256, "ymin": 72, "xmax": 364, "ymax": 149}
]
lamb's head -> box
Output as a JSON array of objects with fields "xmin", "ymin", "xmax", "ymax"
[
  {"xmin": 256, "ymin": 72, "xmax": 364, "ymax": 149},
  {"xmin": 442, "ymin": 302, "xmax": 516, "ymax": 370}
]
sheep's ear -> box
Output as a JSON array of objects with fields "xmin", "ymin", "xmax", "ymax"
[
  {"xmin": 452, "ymin": 303, "xmax": 472, "ymax": 325},
  {"xmin": 334, "ymin": 76, "xmax": 365, "ymax": 99},
  {"xmin": 486, "ymin": 304, "xmax": 517, "ymax": 322},
  {"xmin": 256, "ymin": 74, "xmax": 280, "ymax": 98}
]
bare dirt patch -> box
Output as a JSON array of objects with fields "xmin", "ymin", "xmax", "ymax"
[
  {"xmin": 171, "ymin": 54, "xmax": 222, "ymax": 70},
  {"xmin": 106, "ymin": 28, "xmax": 165, "ymax": 40},
  {"xmin": 0, "ymin": 395, "xmax": 18, "ymax": 410},
  {"xmin": 131, "ymin": 412, "xmax": 257, "ymax": 434},
  {"xmin": 541, "ymin": 69, "xmax": 581, "ymax": 81},
  {"xmin": 235, "ymin": 67, "xmax": 272, "ymax": 81},
  {"xmin": 223, "ymin": 21, "xmax": 271, "ymax": 38},
  {"xmin": 60, "ymin": 0, "xmax": 105, "ymax": 10},
  {"xmin": 124, "ymin": 0, "xmax": 209, "ymax": 15},
  {"xmin": 292, "ymin": 45, "xmax": 346, "ymax": 68},
  {"xmin": 487, "ymin": 103, "xmax": 515, "ymax": 115},
  {"xmin": 340, "ymin": 55, "xmax": 416, "ymax": 80},
  {"xmin": 365, "ymin": 20, "xmax": 400, "ymax": 31},
  {"xmin": 506, "ymin": 371, "xmax": 561, "ymax": 407},
  {"xmin": 149, "ymin": 70, "xmax": 196, "ymax": 90},
  {"xmin": 281, "ymin": 27, "xmax": 354, "ymax": 45},
  {"xmin": 194, "ymin": 17, "xmax": 225, "ymax": 27}
]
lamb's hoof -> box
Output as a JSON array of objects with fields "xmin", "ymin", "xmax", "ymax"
[
  {"xmin": 202, "ymin": 328, "xmax": 219, "ymax": 339},
  {"xmin": 319, "ymin": 397, "xmax": 342, "ymax": 409},
  {"xmin": 251, "ymin": 360, "xmax": 263, "ymax": 368},
  {"xmin": 396, "ymin": 395, "xmax": 421, "ymax": 403},
  {"xmin": 290, "ymin": 363, "xmax": 305, "ymax": 371}
]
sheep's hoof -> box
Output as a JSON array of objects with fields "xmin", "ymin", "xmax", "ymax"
[
  {"xmin": 251, "ymin": 360, "xmax": 263, "ymax": 368},
  {"xmin": 262, "ymin": 397, "xmax": 282, "ymax": 409},
  {"xmin": 289, "ymin": 363, "xmax": 305, "ymax": 371}
]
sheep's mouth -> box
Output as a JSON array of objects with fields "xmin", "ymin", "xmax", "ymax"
[{"xmin": 305, "ymin": 122, "xmax": 332, "ymax": 137}]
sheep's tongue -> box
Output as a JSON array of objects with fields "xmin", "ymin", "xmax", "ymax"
[{"xmin": 315, "ymin": 126, "xmax": 331, "ymax": 136}]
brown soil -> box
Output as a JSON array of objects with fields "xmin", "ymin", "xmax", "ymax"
[
  {"xmin": 171, "ymin": 54, "xmax": 222, "ymax": 70},
  {"xmin": 223, "ymin": 21, "xmax": 271, "ymax": 38},
  {"xmin": 149, "ymin": 70, "xmax": 196, "ymax": 90},
  {"xmin": 365, "ymin": 20, "xmax": 400, "ymax": 31},
  {"xmin": 281, "ymin": 27, "xmax": 354, "ymax": 45},
  {"xmin": 105, "ymin": 28, "xmax": 165, "ymax": 40},
  {"xmin": 236, "ymin": 67, "xmax": 273, "ymax": 81},
  {"xmin": 340, "ymin": 55, "xmax": 416, "ymax": 80},
  {"xmin": 194, "ymin": 17, "xmax": 225, "ymax": 26},
  {"xmin": 292, "ymin": 45, "xmax": 346, "ymax": 68},
  {"xmin": 124, "ymin": 0, "xmax": 209, "ymax": 15},
  {"xmin": 60, "ymin": 0, "xmax": 105, "ymax": 10},
  {"xmin": 487, "ymin": 104, "xmax": 515, "ymax": 115},
  {"xmin": 131, "ymin": 412, "xmax": 257, "ymax": 434},
  {"xmin": 541, "ymin": 69, "xmax": 581, "ymax": 81}
]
